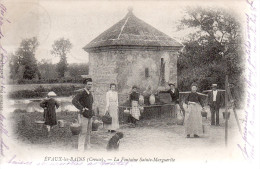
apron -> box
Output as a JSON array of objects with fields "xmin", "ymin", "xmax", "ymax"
[
  {"xmin": 130, "ymin": 100, "xmax": 141, "ymax": 120},
  {"xmin": 184, "ymin": 103, "xmax": 203, "ymax": 135}
]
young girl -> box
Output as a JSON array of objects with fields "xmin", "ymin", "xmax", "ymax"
[
  {"xmin": 40, "ymin": 91, "xmax": 60, "ymax": 136},
  {"xmin": 129, "ymin": 86, "xmax": 141, "ymax": 128}
]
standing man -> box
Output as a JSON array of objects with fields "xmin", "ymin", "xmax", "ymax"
[
  {"xmin": 168, "ymin": 83, "xmax": 185, "ymax": 117},
  {"xmin": 160, "ymin": 83, "xmax": 185, "ymax": 117},
  {"xmin": 72, "ymin": 78, "xmax": 94, "ymax": 151},
  {"xmin": 208, "ymin": 84, "xmax": 223, "ymax": 126}
]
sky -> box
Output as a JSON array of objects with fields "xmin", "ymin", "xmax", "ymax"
[{"xmin": 3, "ymin": 0, "xmax": 245, "ymax": 64}]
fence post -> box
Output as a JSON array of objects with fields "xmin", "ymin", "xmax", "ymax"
[{"xmin": 225, "ymin": 75, "xmax": 229, "ymax": 147}]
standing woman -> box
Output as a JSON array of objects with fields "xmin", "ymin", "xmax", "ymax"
[
  {"xmin": 184, "ymin": 83, "xmax": 205, "ymax": 138},
  {"xmin": 105, "ymin": 83, "xmax": 119, "ymax": 133},
  {"xmin": 40, "ymin": 91, "xmax": 59, "ymax": 137}
]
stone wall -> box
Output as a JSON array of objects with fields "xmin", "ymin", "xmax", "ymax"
[{"xmin": 89, "ymin": 50, "xmax": 178, "ymax": 114}]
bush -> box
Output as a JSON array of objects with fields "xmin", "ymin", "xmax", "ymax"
[
  {"xmin": 9, "ymin": 90, "xmax": 45, "ymax": 99},
  {"xmin": 17, "ymin": 77, "xmax": 84, "ymax": 84},
  {"xmin": 9, "ymin": 85, "xmax": 82, "ymax": 99}
]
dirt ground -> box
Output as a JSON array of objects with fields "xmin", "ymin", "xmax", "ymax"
[{"xmin": 11, "ymin": 107, "xmax": 244, "ymax": 160}]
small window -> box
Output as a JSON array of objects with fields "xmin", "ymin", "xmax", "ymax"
[{"xmin": 145, "ymin": 68, "xmax": 149, "ymax": 78}]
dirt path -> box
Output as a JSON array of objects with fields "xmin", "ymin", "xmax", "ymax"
[{"xmin": 89, "ymin": 111, "xmax": 243, "ymax": 155}]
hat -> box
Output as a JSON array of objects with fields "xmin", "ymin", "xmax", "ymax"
[
  {"xmin": 83, "ymin": 78, "xmax": 92, "ymax": 84},
  {"xmin": 212, "ymin": 84, "xmax": 217, "ymax": 87},
  {"xmin": 168, "ymin": 82, "xmax": 175, "ymax": 86},
  {"xmin": 47, "ymin": 91, "xmax": 57, "ymax": 97}
]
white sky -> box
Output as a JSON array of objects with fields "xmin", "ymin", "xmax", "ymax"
[{"xmin": 3, "ymin": 0, "xmax": 245, "ymax": 64}]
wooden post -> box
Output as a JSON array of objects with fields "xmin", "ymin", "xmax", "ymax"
[
  {"xmin": 226, "ymin": 85, "xmax": 242, "ymax": 135},
  {"xmin": 225, "ymin": 75, "xmax": 229, "ymax": 147}
]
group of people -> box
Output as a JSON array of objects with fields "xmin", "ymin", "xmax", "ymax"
[
  {"xmin": 182, "ymin": 82, "xmax": 224, "ymax": 138},
  {"xmin": 40, "ymin": 77, "xmax": 224, "ymax": 151}
]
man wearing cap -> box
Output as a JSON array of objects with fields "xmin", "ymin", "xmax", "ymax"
[
  {"xmin": 72, "ymin": 78, "xmax": 94, "ymax": 151},
  {"xmin": 208, "ymin": 84, "xmax": 224, "ymax": 126},
  {"xmin": 160, "ymin": 83, "xmax": 185, "ymax": 117}
]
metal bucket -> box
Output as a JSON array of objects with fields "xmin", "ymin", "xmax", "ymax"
[
  {"xmin": 58, "ymin": 120, "xmax": 66, "ymax": 128},
  {"xmin": 35, "ymin": 120, "xmax": 45, "ymax": 130},
  {"xmin": 70, "ymin": 124, "xmax": 82, "ymax": 135},
  {"xmin": 222, "ymin": 112, "xmax": 230, "ymax": 120},
  {"xmin": 149, "ymin": 94, "xmax": 156, "ymax": 105},
  {"xmin": 176, "ymin": 118, "xmax": 184, "ymax": 125}
]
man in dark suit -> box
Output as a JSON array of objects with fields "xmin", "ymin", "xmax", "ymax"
[
  {"xmin": 160, "ymin": 83, "xmax": 185, "ymax": 117},
  {"xmin": 72, "ymin": 78, "xmax": 94, "ymax": 151},
  {"xmin": 208, "ymin": 84, "xmax": 224, "ymax": 126}
]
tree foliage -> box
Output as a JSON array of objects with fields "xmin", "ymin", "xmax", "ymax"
[
  {"xmin": 51, "ymin": 38, "xmax": 72, "ymax": 78},
  {"xmin": 38, "ymin": 59, "xmax": 59, "ymax": 79},
  {"xmin": 177, "ymin": 7, "xmax": 244, "ymax": 105},
  {"xmin": 67, "ymin": 63, "xmax": 89, "ymax": 78},
  {"xmin": 9, "ymin": 37, "xmax": 40, "ymax": 80}
]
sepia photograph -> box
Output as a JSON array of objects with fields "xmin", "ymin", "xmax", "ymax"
[{"xmin": 0, "ymin": 0, "xmax": 259, "ymax": 168}]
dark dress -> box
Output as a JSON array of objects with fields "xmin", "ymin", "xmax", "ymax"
[
  {"xmin": 40, "ymin": 98, "xmax": 60, "ymax": 126},
  {"xmin": 185, "ymin": 92, "xmax": 204, "ymax": 106},
  {"xmin": 130, "ymin": 92, "xmax": 139, "ymax": 102}
]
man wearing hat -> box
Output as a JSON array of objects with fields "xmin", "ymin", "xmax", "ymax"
[
  {"xmin": 72, "ymin": 78, "xmax": 94, "ymax": 151},
  {"xmin": 161, "ymin": 82, "xmax": 185, "ymax": 117},
  {"xmin": 208, "ymin": 84, "xmax": 224, "ymax": 126}
]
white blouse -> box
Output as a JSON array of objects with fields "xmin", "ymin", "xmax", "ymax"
[{"xmin": 105, "ymin": 90, "xmax": 119, "ymax": 111}]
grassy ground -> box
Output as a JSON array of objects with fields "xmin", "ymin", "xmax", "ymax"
[{"xmin": 12, "ymin": 108, "xmax": 243, "ymax": 152}]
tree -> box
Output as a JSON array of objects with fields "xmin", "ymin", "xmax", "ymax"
[
  {"xmin": 68, "ymin": 63, "xmax": 89, "ymax": 78},
  {"xmin": 51, "ymin": 38, "xmax": 72, "ymax": 78},
  {"xmin": 10, "ymin": 37, "xmax": 40, "ymax": 80},
  {"xmin": 9, "ymin": 53, "xmax": 20, "ymax": 81},
  {"xmin": 38, "ymin": 59, "xmax": 59, "ymax": 79},
  {"xmin": 177, "ymin": 7, "xmax": 244, "ymax": 105}
]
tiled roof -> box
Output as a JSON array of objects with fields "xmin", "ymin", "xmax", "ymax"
[{"xmin": 84, "ymin": 9, "xmax": 183, "ymax": 52}]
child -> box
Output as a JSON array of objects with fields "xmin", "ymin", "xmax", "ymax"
[
  {"xmin": 129, "ymin": 86, "xmax": 141, "ymax": 128},
  {"xmin": 40, "ymin": 91, "xmax": 60, "ymax": 136}
]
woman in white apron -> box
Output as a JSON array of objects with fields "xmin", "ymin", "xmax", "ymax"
[{"xmin": 104, "ymin": 83, "xmax": 119, "ymax": 133}]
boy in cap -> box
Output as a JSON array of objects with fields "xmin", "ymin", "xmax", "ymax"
[
  {"xmin": 40, "ymin": 91, "xmax": 60, "ymax": 137},
  {"xmin": 208, "ymin": 84, "xmax": 224, "ymax": 126},
  {"xmin": 72, "ymin": 78, "xmax": 94, "ymax": 151}
]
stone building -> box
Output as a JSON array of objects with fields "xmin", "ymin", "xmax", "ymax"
[{"xmin": 83, "ymin": 9, "xmax": 183, "ymax": 113}]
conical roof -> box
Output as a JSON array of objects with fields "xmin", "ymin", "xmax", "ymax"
[{"xmin": 83, "ymin": 9, "xmax": 183, "ymax": 52}]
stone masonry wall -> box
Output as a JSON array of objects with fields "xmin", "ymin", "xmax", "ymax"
[{"xmin": 89, "ymin": 50, "xmax": 178, "ymax": 115}]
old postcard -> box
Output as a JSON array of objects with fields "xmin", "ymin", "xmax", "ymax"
[{"xmin": 0, "ymin": 0, "xmax": 259, "ymax": 168}]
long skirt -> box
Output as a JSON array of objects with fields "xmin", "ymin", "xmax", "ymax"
[
  {"xmin": 184, "ymin": 103, "xmax": 203, "ymax": 136},
  {"xmin": 43, "ymin": 109, "xmax": 57, "ymax": 126},
  {"xmin": 104, "ymin": 102, "xmax": 119, "ymax": 130}
]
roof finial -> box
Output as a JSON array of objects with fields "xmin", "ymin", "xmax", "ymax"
[{"xmin": 127, "ymin": 6, "xmax": 133, "ymax": 13}]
